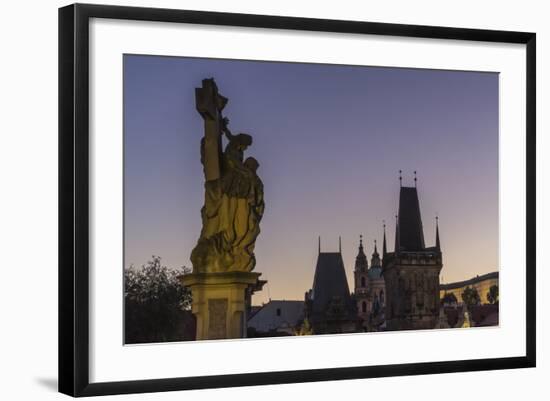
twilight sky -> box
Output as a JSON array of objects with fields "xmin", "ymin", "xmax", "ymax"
[{"xmin": 124, "ymin": 54, "xmax": 499, "ymax": 304}]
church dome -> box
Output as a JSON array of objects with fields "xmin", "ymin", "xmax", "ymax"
[{"xmin": 368, "ymin": 266, "xmax": 383, "ymax": 280}]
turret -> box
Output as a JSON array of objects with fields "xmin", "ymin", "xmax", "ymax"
[
  {"xmin": 354, "ymin": 235, "xmax": 368, "ymax": 272},
  {"xmin": 371, "ymin": 240, "xmax": 381, "ymax": 267}
]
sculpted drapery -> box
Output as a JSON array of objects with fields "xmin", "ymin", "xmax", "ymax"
[{"xmin": 190, "ymin": 79, "xmax": 264, "ymax": 274}]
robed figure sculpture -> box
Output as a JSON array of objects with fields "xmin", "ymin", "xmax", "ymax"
[
  {"xmin": 183, "ymin": 78, "xmax": 265, "ymax": 340},
  {"xmin": 191, "ymin": 78, "xmax": 265, "ymax": 274}
]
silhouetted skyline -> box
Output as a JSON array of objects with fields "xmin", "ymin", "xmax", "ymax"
[{"xmin": 124, "ymin": 54, "xmax": 498, "ymax": 304}]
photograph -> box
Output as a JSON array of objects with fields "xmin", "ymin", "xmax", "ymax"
[
  {"xmin": 0, "ymin": 0, "xmax": 542, "ymax": 399},
  {"xmin": 123, "ymin": 54, "xmax": 500, "ymax": 343}
]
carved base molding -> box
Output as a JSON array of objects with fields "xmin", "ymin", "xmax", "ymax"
[{"xmin": 181, "ymin": 271, "xmax": 263, "ymax": 340}]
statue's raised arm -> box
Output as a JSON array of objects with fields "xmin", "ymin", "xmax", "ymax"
[{"xmin": 221, "ymin": 117, "xmax": 235, "ymax": 142}]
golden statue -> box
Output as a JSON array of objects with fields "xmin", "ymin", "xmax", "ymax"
[{"xmin": 190, "ymin": 78, "xmax": 265, "ymax": 274}]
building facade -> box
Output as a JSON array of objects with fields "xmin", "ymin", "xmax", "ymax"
[
  {"xmin": 382, "ymin": 185, "xmax": 443, "ymax": 331},
  {"xmin": 353, "ymin": 236, "xmax": 386, "ymax": 331}
]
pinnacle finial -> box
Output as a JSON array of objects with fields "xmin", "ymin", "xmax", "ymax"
[
  {"xmin": 435, "ymin": 215, "xmax": 441, "ymax": 250},
  {"xmin": 318, "ymin": 236, "xmax": 321, "ymax": 254},
  {"xmin": 339, "ymin": 236, "xmax": 342, "ymax": 253},
  {"xmin": 414, "ymin": 170, "xmax": 417, "ymax": 187},
  {"xmin": 394, "ymin": 214, "xmax": 400, "ymax": 252},
  {"xmin": 382, "ymin": 220, "xmax": 387, "ymax": 256},
  {"xmin": 399, "ymin": 170, "xmax": 402, "ymax": 187}
]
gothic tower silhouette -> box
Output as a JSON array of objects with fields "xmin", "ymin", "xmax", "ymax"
[{"xmin": 382, "ymin": 174, "xmax": 443, "ymax": 330}]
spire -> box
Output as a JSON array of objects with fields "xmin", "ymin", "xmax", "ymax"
[
  {"xmin": 399, "ymin": 170, "xmax": 402, "ymax": 187},
  {"xmin": 435, "ymin": 216, "xmax": 440, "ymax": 251},
  {"xmin": 339, "ymin": 236, "xmax": 342, "ymax": 253},
  {"xmin": 414, "ymin": 170, "xmax": 417, "ymax": 187},
  {"xmin": 318, "ymin": 236, "xmax": 321, "ymax": 254},
  {"xmin": 396, "ymin": 186, "xmax": 426, "ymax": 251},
  {"xmin": 355, "ymin": 234, "xmax": 368, "ymax": 271},
  {"xmin": 371, "ymin": 239, "xmax": 381, "ymax": 267},
  {"xmin": 382, "ymin": 221, "xmax": 387, "ymax": 256}
]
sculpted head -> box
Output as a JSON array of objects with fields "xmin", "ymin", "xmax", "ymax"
[
  {"xmin": 234, "ymin": 133, "xmax": 253, "ymax": 151},
  {"xmin": 244, "ymin": 157, "xmax": 259, "ymax": 173}
]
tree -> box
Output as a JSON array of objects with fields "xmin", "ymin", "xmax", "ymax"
[
  {"xmin": 124, "ymin": 256, "xmax": 194, "ymax": 344},
  {"xmin": 441, "ymin": 292, "xmax": 458, "ymax": 305},
  {"xmin": 461, "ymin": 286, "xmax": 480, "ymax": 310},
  {"xmin": 487, "ymin": 284, "xmax": 499, "ymax": 305}
]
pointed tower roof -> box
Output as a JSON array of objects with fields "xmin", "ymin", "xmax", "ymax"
[
  {"xmin": 311, "ymin": 244, "xmax": 353, "ymax": 318},
  {"xmin": 355, "ymin": 235, "xmax": 368, "ymax": 271},
  {"xmin": 396, "ymin": 186, "xmax": 426, "ymax": 252},
  {"xmin": 371, "ymin": 239, "xmax": 381, "ymax": 268}
]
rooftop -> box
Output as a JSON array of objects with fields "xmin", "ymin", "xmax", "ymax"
[
  {"xmin": 310, "ymin": 252, "xmax": 354, "ymax": 317},
  {"xmin": 397, "ymin": 186, "xmax": 426, "ymax": 252},
  {"xmin": 247, "ymin": 300, "xmax": 304, "ymax": 333},
  {"xmin": 440, "ymin": 271, "xmax": 499, "ymax": 290}
]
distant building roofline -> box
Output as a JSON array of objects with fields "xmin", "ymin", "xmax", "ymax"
[
  {"xmin": 440, "ymin": 271, "xmax": 499, "ymax": 290},
  {"xmin": 251, "ymin": 299, "xmax": 304, "ymax": 308}
]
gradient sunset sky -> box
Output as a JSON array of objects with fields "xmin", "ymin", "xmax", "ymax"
[{"xmin": 124, "ymin": 55, "xmax": 499, "ymax": 304}]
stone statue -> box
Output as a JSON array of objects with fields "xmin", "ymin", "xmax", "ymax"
[{"xmin": 190, "ymin": 78, "xmax": 265, "ymax": 274}]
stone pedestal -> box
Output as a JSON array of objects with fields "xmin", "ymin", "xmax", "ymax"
[{"xmin": 181, "ymin": 271, "xmax": 263, "ymax": 340}]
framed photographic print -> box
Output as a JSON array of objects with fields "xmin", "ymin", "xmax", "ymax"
[{"xmin": 58, "ymin": 3, "xmax": 536, "ymax": 397}]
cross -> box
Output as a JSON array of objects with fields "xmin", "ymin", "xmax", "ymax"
[{"xmin": 195, "ymin": 78, "xmax": 227, "ymax": 181}]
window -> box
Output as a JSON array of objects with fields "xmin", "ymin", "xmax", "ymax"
[
  {"xmin": 276, "ymin": 308, "xmax": 281, "ymax": 317},
  {"xmin": 361, "ymin": 276, "xmax": 366, "ymax": 287},
  {"xmin": 362, "ymin": 301, "xmax": 367, "ymax": 313}
]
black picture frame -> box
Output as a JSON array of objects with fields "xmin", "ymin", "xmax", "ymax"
[{"xmin": 59, "ymin": 3, "xmax": 536, "ymax": 397}]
